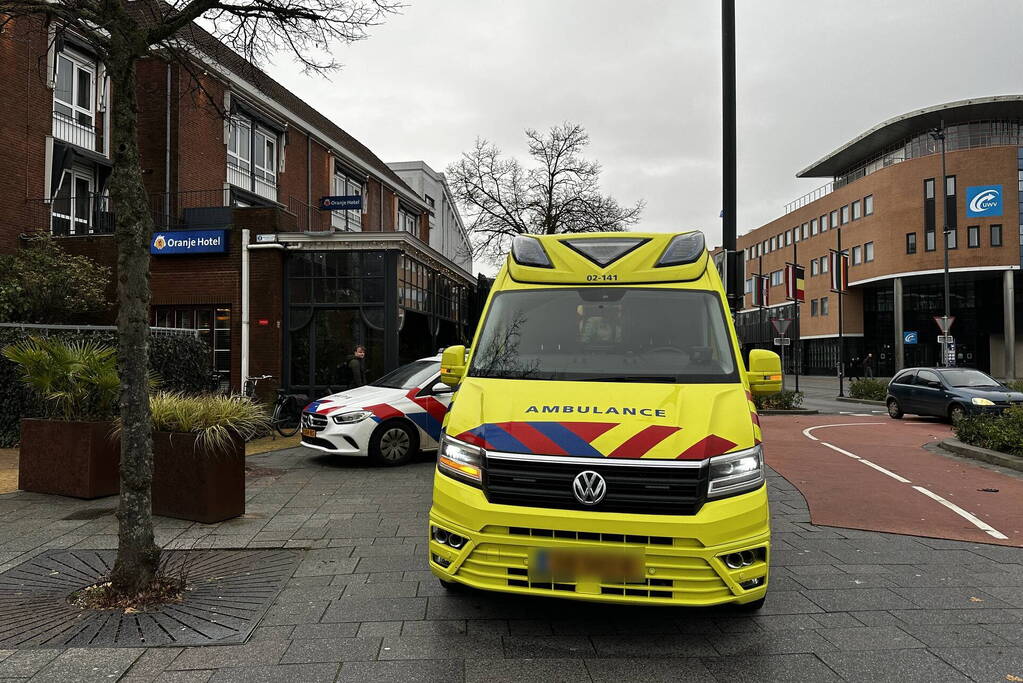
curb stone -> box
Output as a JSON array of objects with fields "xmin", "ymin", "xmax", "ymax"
[{"xmin": 938, "ymin": 438, "xmax": 1023, "ymax": 473}]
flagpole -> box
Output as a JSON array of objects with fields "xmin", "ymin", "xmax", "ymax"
[
  {"xmin": 837, "ymin": 227, "xmax": 845, "ymax": 398},
  {"xmin": 793, "ymin": 239, "xmax": 800, "ymax": 393}
]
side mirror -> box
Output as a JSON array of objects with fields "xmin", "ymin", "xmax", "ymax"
[
  {"xmin": 440, "ymin": 345, "xmax": 467, "ymax": 386},
  {"xmin": 430, "ymin": 382, "xmax": 453, "ymax": 395},
  {"xmin": 748, "ymin": 349, "xmax": 782, "ymax": 395}
]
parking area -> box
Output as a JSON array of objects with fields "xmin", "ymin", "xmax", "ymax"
[{"xmin": 0, "ymin": 434, "xmax": 1021, "ymax": 681}]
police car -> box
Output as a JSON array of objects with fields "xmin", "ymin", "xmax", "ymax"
[{"xmin": 300, "ymin": 355, "xmax": 452, "ymax": 465}]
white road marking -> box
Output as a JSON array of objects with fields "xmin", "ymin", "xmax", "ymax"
[
  {"xmin": 821, "ymin": 442, "xmax": 861, "ymax": 459},
  {"xmin": 799, "ymin": 422, "xmax": 1010, "ymax": 540},
  {"xmin": 856, "ymin": 458, "xmax": 912, "ymax": 484},
  {"xmin": 801, "ymin": 422, "xmax": 886, "ymax": 441},
  {"xmin": 912, "ymin": 486, "xmax": 1009, "ymax": 540},
  {"xmin": 839, "ymin": 412, "xmax": 873, "ymax": 417}
]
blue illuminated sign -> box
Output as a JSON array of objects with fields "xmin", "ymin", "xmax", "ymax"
[
  {"xmin": 966, "ymin": 185, "xmax": 1002, "ymax": 217},
  {"xmin": 319, "ymin": 195, "xmax": 362, "ymax": 211},
  {"xmin": 904, "ymin": 331, "xmax": 918, "ymax": 345},
  {"xmin": 150, "ymin": 230, "xmax": 228, "ymax": 255}
]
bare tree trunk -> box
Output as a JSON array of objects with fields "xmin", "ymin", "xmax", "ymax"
[{"xmin": 107, "ymin": 55, "xmax": 160, "ymax": 595}]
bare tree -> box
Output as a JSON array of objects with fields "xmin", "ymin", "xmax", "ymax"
[
  {"xmin": 446, "ymin": 123, "xmax": 644, "ymax": 263},
  {"xmin": 0, "ymin": 0, "xmax": 398, "ymax": 596}
]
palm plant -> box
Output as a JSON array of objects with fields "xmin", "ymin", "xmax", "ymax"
[
  {"xmin": 2, "ymin": 337, "xmax": 119, "ymax": 421},
  {"xmin": 147, "ymin": 392, "xmax": 270, "ymax": 453}
]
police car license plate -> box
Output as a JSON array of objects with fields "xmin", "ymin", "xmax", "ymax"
[
  {"xmin": 529, "ymin": 547, "xmax": 644, "ymax": 583},
  {"xmin": 301, "ymin": 428, "xmax": 316, "ymax": 438}
]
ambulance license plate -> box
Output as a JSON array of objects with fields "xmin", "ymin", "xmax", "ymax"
[
  {"xmin": 301, "ymin": 428, "xmax": 316, "ymax": 438},
  {"xmin": 529, "ymin": 547, "xmax": 644, "ymax": 583}
]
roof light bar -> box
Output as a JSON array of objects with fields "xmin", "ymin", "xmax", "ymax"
[
  {"xmin": 562, "ymin": 237, "xmax": 649, "ymax": 267},
  {"xmin": 511, "ymin": 236, "xmax": 553, "ymax": 268},
  {"xmin": 656, "ymin": 232, "xmax": 706, "ymax": 267}
]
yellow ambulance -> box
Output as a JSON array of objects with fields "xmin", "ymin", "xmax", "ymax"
[{"xmin": 429, "ymin": 231, "xmax": 781, "ymax": 608}]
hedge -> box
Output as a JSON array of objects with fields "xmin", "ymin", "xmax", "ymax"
[
  {"xmin": 953, "ymin": 404, "xmax": 1023, "ymax": 457},
  {"xmin": 752, "ymin": 390, "xmax": 804, "ymax": 411},
  {"xmin": 849, "ymin": 378, "xmax": 888, "ymax": 401},
  {"xmin": 0, "ymin": 327, "xmax": 211, "ymax": 447}
]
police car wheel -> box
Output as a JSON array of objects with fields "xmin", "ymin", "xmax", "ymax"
[{"xmin": 369, "ymin": 421, "xmax": 417, "ymax": 466}]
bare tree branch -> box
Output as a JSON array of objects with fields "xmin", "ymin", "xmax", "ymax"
[{"xmin": 447, "ymin": 122, "xmax": 645, "ymax": 263}]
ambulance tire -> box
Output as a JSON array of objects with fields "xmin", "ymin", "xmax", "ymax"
[
  {"xmin": 438, "ymin": 578, "xmax": 468, "ymax": 592},
  {"xmin": 736, "ymin": 596, "xmax": 766, "ymax": 611},
  {"xmin": 368, "ymin": 420, "xmax": 418, "ymax": 466}
]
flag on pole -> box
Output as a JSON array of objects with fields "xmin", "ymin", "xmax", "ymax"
[
  {"xmin": 829, "ymin": 250, "xmax": 848, "ymax": 293},
  {"xmin": 750, "ymin": 274, "xmax": 769, "ymax": 307},
  {"xmin": 785, "ymin": 263, "xmax": 805, "ymax": 302}
]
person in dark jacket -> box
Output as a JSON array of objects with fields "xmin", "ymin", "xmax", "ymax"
[{"xmin": 347, "ymin": 345, "xmax": 367, "ymax": 388}]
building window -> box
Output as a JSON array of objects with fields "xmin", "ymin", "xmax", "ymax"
[
  {"xmin": 744, "ymin": 278, "xmax": 753, "ymax": 294},
  {"xmin": 398, "ymin": 207, "xmax": 419, "ymax": 235},
  {"xmin": 925, "ymin": 230, "xmax": 936, "ymax": 251},
  {"xmin": 924, "ymin": 178, "xmax": 935, "ymax": 199},
  {"xmin": 820, "ymin": 296, "xmax": 829, "ymax": 316},
  {"xmin": 153, "ymin": 306, "xmax": 232, "ymax": 389},
  {"xmin": 811, "ymin": 259, "xmax": 819, "ymax": 276},
  {"xmin": 864, "ymin": 241, "xmax": 874, "ymax": 262},
  {"xmin": 967, "ymin": 225, "xmax": 980, "ymax": 248},
  {"xmin": 946, "ymin": 226, "xmax": 957, "ymax": 249},
  {"xmin": 906, "ymin": 232, "xmax": 917, "ymax": 254},
  {"xmin": 811, "ymin": 218, "xmax": 818, "ymax": 235},
  {"xmin": 331, "ymin": 169, "xmax": 363, "ymax": 232},
  {"xmin": 864, "ymin": 195, "xmax": 874, "ymax": 215},
  {"xmin": 850, "ymin": 245, "xmax": 862, "ymax": 265},
  {"xmin": 820, "ymin": 214, "xmax": 829, "ymax": 231},
  {"xmin": 840, "ymin": 205, "xmax": 850, "ymax": 224},
  {"xmin": 227, "ymin": 114, "xmax": 279, "ymax": 201},
  {"xmin": 820, "ymin": 255, "xmax": 829, "ymax": 273},
  {"xmin": 793, "ymin": 227, "xmax": 800, "ymax": 243},
  {"xmin": 425, "ymin": 194, "xmax": 435, "ymax": 209},
  {"xmin": 852, "ymin": 200, "xmax": 861, "ymax": 221},
  {"xmin": 811, "ymin": 299, "xmax": 818, "ymax": 317},
  {"xmin": 768, "ymin": 236, "xmax": 775, "ymax": 251},
  {"xmin": 946, "ymin": 175, "xmax": 956, "ymax": 197},
  {"xmin": 991, "ymin": 224, "xmax": 1003, "ymax": 246},
  {"xmin": 785, "ymin": 230, "xmax": 791, "ymax": 246},
  {"xmin": 830, "ymin": 209, "xmax": 838, "ymax": 228},
  {"xmin": 53, "ymin": 48, "xmax": 97, "ymax": 151},
  {"xmin": 770, "ymin": 270, "xmax": 783, "ymax": 286},
  {"xmin": 802, "ymin": 223, "xmax": 809, "ymax": 240}
]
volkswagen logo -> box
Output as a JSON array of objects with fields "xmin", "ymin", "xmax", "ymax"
[{"xmin": 572, "ymin": 470, "xmax": 606, "ymax": 505}]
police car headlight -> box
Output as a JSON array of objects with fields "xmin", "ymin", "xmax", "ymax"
[
  {"xmin": 437, "ymin": 434, "xmax": 484, "ymax": 487},
  {"xmin": 972, "ymin": 397, "xmax": 995, "ymax": 406},
  {"xmin": 331, "ymin": 410, "xmax": 372, "ymax": 425},
  {"xmin": 707, "ymin": 445, "xmax": 764, "ymax": 500}
]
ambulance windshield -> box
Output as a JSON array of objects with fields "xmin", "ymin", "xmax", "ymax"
[{"xmin": 469, "ymin": 288, "xmax": 738, "ymax": 383}]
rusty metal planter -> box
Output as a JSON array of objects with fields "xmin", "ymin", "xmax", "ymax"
[
  {"xmin": 18, "ymin": 418, "xmax": 119, "ymax": 499},
  {"xmin": 152, "ymin": 431, "xmax": 244, "ymax": 524}
]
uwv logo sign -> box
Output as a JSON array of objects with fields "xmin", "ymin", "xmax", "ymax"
[{"xmin": 966, "ymin": 185, "xmax": 1003, "ymax": 217}]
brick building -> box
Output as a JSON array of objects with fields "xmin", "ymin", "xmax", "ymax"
[
  {"xmin": 0, "ymin": 16, "xmax": 475, "ymax": 395},
  {"xmin": 736, "ymin": 97, "xmax": 1022, "ymax": 379}
]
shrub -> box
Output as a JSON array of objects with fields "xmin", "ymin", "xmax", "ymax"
[
  {"xmin": 849, "ymin": 378, "xmax": 888, "ymax": 401},
  {"xmin": 2, "ymin": 336, "xmax": 119, "ymax": 421},
  {"xmin": 752, "ymin": 390, "xmax": 804, "ymax": 411},
  {"xmin": 952, "ymin": 405, "xmax": 1023, "ymax": 456},
  {"xmin": 0, "ymin": 328, "xmax": 212, "ymax": 447},
  {"xmin": 147, "ymin": 392, "xmax": 270, "ymax": 451},
  {"xmin": 1005, "ymin": 379, "xmax": 1023, "ymax": 393}
]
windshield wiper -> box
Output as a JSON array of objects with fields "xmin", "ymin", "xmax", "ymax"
[{"xmin": 580, "ymin": 375, "xmax": 676, "ymax": 383}]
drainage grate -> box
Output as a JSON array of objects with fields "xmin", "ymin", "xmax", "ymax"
[{"xmin": 0, "ymin": 549, "xmax": 300, "ymax": 648}]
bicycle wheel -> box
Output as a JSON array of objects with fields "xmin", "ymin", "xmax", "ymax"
[{"xmin": 274, "ymin": 397, "xmax": 301, "ymax": 437}]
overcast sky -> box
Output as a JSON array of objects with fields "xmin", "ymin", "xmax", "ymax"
[{"xmin": 267, "ymin": 0, "xmax": 1023, "ymax": 261}]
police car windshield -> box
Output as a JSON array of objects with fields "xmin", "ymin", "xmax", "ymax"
[
  {"xmin": 469, "ymin": 288, "xmax": 738, "ymax": 383},
  {"xmin": 372, "ymin": 360, "xmax": 439, "ymax": 389}
]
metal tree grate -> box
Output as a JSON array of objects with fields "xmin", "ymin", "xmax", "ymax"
[{"xmin": 0, "ymin": 549, "xmax": 300, "ymax": 648}]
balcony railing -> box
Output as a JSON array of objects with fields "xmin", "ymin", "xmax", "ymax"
[
  {"xmin": 40, "ymin": 192, "xmax": 115, "ymax": 236},
  {"xmin": 52, "ymin": 112, "xmax": 103, "ymax": 154}
]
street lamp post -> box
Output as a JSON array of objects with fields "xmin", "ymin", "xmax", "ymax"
[{"xmin": 930, "ymin": 123, "xmax": 951, "ymax": 366}]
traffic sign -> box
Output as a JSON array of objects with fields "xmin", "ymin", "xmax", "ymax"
[
  {"xmin": 933, "ymin": 316, "xmax": 955, "ymax": 334},
  {"xmin": 773, "ymin": 337, "xmax": 791, "ymax": 346},
  {"xmin": 904, "ymin": 331, "xmax": 918, "ymax": 344},
  {"xmin": 770, "ymin": 318, "xmax": 792, "ymax": 336},
  {"xmin": 937, "ymin": 335, "xmax": 954, "ymax": 344}
]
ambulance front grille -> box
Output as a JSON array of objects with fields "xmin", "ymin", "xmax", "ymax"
[{"xmin": 484, "ymin": 456, "xmax": 707, "ymax": 515}]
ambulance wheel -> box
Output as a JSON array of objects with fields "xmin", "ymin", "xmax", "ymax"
[
  {"xmin": 439, "ymin": 578, "xmax": 468, "ymax": 592},
  {"xmin": 369, "ymin": 420, "xmax": 417, "ymax": 466}
]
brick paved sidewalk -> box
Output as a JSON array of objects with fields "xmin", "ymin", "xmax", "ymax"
[{"xmin": 0, "ymin": 447, "xmax": 1021, "ymax": 682}]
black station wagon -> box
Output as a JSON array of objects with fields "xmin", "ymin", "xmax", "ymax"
[{"xmin": 886, "ymin": 367, "xmax": 1023, "ymax": 421}]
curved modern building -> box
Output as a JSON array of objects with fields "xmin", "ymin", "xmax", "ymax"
[{"xmin": 737, "ymin": 96, "xmax": 1023, "ymax": 378}]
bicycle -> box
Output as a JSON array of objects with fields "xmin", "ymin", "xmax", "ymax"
[{"xmin": 243, "ymin": 375, "xmax": 303, "ymax": 438}]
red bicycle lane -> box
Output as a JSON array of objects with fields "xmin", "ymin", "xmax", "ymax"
[{"xmin": 761, "ymin": 415, "xmax": 1023, "ymax": 547}]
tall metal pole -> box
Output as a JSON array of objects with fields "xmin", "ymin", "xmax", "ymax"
[
  {"xmin": 793, "ymin": 239, "xmax": 800, "ymax": 393},
  {"xmin": 721, "ymin": 0, "xmax": 740, "ymax": 310},
  {"xmin": 837, "ymin": 227, "xmax": 845, "ymax": 397},
  {"xmin": 932, "ymin": 123, "xmax": 950, "ymax": 366}
]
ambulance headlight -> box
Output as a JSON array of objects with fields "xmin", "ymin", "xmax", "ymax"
[
  {"xmin": 656, "ymin": 231, "xmax": 705, "ymax": 267},
  {"xmin": 707, "ymin": 445, "xmax": 764, "ymax": 499},
  {"xmin": 332, "ymin": 410, "xmax": 372, "ymax": 425},
  {"xmin": 437, "ymin": 434, "xmax": 485, "ymax": 487}
]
